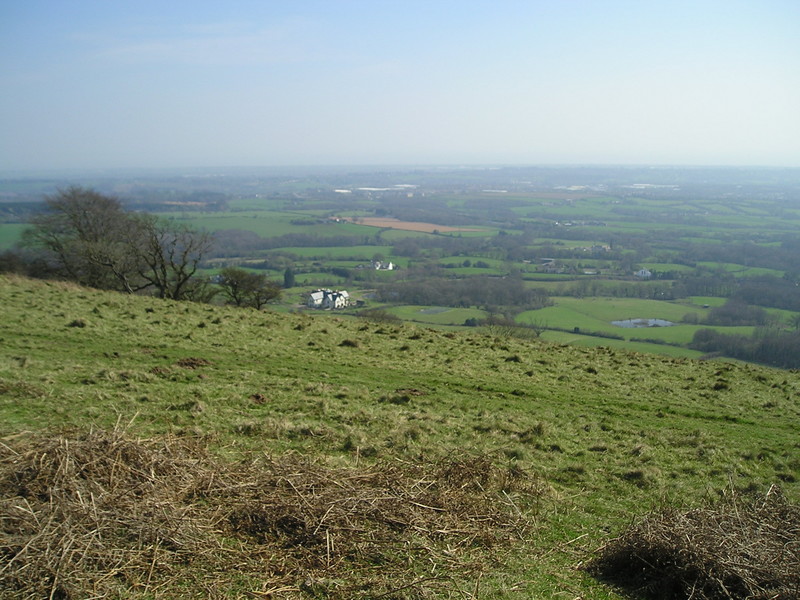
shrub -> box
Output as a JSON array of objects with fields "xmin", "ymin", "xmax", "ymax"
[{"xmin": 587, "ymin": 487, "xmax": 800, "ymax": 599}]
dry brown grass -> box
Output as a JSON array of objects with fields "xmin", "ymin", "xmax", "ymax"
[
  {"xmin": 346, "ymin": 217, "xmax": 482, "ymax": 234},
  {"xmin": 0, "ymin": 428, "xmax": 542, "ymax": 599},
  {"xmin": 586, "ymin": 486, "xmax": 800, "ymax": 599}
]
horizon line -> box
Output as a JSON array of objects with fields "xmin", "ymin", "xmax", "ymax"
[{"xmin": 3, "ymin": 162, "xmax": 800, "ymax": 179}]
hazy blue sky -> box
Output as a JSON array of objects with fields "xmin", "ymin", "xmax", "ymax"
[{"xmin": 2, "ymin": 1, "xmax": 799, "ymax": 171}]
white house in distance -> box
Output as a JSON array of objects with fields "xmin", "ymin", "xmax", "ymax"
[
  {"xmin": 371, "ymin": 260, "xmax": 395, "ymax": 270},
  {"xmin": 307, "ymin": 289, "xmax": 350, "ymax": 309},
  {"xmin": 634, "ymin": 268, "xmax": 653, "ymax": 279}
]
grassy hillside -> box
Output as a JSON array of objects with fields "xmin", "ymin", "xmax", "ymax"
[{"xmin": 1, "ymin": 274, "xmax": 798, "ymax": 598}]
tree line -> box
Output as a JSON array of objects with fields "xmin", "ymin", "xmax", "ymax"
[
  {"xmin": 691, "ymin": 328, "xmax": 800, "ymax": 369},
  {"xmin": 376, "ymin": 273, "xmax": 551, "ymax": 312}
]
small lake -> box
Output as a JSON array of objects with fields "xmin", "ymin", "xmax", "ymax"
[{"xmin": 612, "ymin": 318, "xmax": 675, "ymax": 328}]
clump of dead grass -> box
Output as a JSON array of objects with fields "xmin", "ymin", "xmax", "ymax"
[
  {"xmin": 587, "ymin": 486, "xmax": 800, "ymax": 599},
  {"xmin": 0, "ymin": 428, "xmax": 542, "ymax": 599},
  {"xmin": 0, "ymin": 429, "xmax": 210, "ymax": 599}
]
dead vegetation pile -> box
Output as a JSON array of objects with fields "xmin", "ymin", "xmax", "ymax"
[
  {"xmin": 0, "ymin": 429, "xmax": 542, "ymax": 599},
  {"xmin": 587, "ymin": 486, "xmax": 800, "ymax": 599}
]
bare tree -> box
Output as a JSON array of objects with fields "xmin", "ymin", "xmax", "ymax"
[
  {"xmin": 25, "ymin": 187, "xmax": 214, "ymax": 301},
  {"xmin": 129, "ymin": 214, "xmax": 214, "ymax": 300},
  {"xmin": 24, "ymin": 186, "xmax": 147, "ymax": 292}
]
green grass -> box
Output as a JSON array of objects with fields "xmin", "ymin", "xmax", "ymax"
[
  {"xmin": 0, "ymin": 252, "xmax": 800, "ymax": 600},
  {"xmin": 517, "ymin": 297, "xmax": 760, "ymax": 349},
  {"xmin": 271, "ymin": 245, "xmax": 394, "ymax": 259},
  {"xmin": 522, "ymin": 237, "xmax": 611, "ymax": 249},
  {"xmin": 520, "ymin": 297, "xmax": 705, "ymax": 327},
  {"xmin": 384, "ymin": 304, "xmax": 487, "ymax": 325},
  {"xmin": 640, "ymin": 262, "xmax": 696, "ymax": 273},
  {"xmin": 436, "ymin": 265, "xmax": 507, "ymax": 275},
  {"xmin": 372, "ymin": 228, "xmax": 431, "ymax": 241},
  {"xmin": 540, "ymin": 329, "xmax": 705, "ymax": 358},
  {"xmin": 1, "ymin": 275, "xmax": 799, "ymax": 598},
  {"xmin": 0, "ymin": 223, "xmax": 27, "ymax": 250},
  {"xmin": 696, "ymin": 262, "xmax": 785, "ymax": 278},
  {"xmin": 292, "ymin": 271, "xmax": 349, "ymax": 286},
  {"xmin": 168, "ymin": 212, "xmax": 377, "ymax": 238},
  {"xmin": 688, "ymin": 296, "xmax": 727, "ymax": 307}
]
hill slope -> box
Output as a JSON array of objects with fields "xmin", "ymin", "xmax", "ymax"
[{"xmin": 1, "ymin": 275, "xmax": 798, "ymax": 598}]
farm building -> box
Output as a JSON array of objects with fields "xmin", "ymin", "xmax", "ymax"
[
  {"xmin": 371, "ymin": 260, "xmax": 395, "ymax": 270},
  {"xmin": 307, "ymin": 289, "xmax": 350, "ymax": 309}
]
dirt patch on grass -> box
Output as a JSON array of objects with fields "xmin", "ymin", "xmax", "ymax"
[
  {"xmin": 174, "ymin": 357, "xmax": 212, "ymax": 369},
  {"xmin": 0, "ymin": 429, "xmax": 542, "ymax": 598},
  {"xmin": 587, "ymin": 486, "xmax": 800, "ymax": 599},
  {"xmin": 347, "ymin": 217, "xmax": 482, "ymax": 233}
]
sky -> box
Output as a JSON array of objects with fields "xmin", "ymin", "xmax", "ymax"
[{"xmin": 1, "ymin": 0, "xmax": 799, "ymax": 172}]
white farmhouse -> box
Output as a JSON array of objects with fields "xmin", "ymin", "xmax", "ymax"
[
  {"xmin": 307, "ymin": 289, "xmax": 327, "ymax": 308},
  {"xmin": 307, "ymin": 289, "xmax": 350, "ymax": 309},
  {"xmin": 322, "ymin": 290, "xmax": 349, "ymax": 309},
  {"xmin": 370, "ymin": 260, "xmax": 395, "ymax": 270}
]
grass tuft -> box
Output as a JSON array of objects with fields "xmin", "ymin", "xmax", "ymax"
[
  {"xmin": 0, "ymin": 428, "xmax": 544, "ymax": 599},
  {"xmin": 587, "ymin": 486, "xmax": 800, "ymax": 599}
]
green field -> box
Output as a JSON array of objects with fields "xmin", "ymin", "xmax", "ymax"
[
  {"xmin": 518, "ymin": 297, "xmax": 757, "ymax": 348},
  {"xmin": 1, "ymin": 275, "xmax": 797, "ymax": 598},
  {"xmin": 385, "ymin": 304, "xmax": 487, "ymax": 325},
  {"xmin": 272, "ymin": 245, "xmax": 395, "ymax": 260},
  {"xmin": 0, "ymin": 223, "xmax": 27, "ymax": 250},
  {"xmin": 520, "ymin": 296, "xmax": 705, "ymax": 326},
  {"xmin": 171, "ymin": 212, "xmax": 377, "ymax": 238},
  {"xmin": 696, "ymin": 262, "xmax": 785, "ymax": 278},
  {"xmin": 4, "ymin": 171, "xmax": 800, "ymax": 368},
  {"xmin": 540, "ymin": 329, "xmax": 704, "ymax": 358},
  {"xmin": 640, "ymin": 262, "xmax": 695, "ymax": 273},
  {"xmin": 687, "ymin": 295, "xmax": 727, "ymax": 307}
]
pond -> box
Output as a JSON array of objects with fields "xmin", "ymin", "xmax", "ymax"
[{"xmin": 612, "ymin": 318, "xmax": 675, "ymax": 328}]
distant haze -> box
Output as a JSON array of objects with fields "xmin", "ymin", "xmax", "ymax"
[{"xmin": 1, "ymin": 1, "xmax": 799, "ymax": 173}]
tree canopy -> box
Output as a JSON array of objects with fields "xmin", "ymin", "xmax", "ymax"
[
  {"xmin": 218, "ymin": 267, "xmax": 281, "ymax": 309},
  {"xmin": 23, "ymin": 186, "xmax": 213, "ymax": 300}
]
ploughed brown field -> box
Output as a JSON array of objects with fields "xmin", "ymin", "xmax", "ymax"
[{"xmin": 346, "ymin": 216, "xmax": 482, "ymax": 233}]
